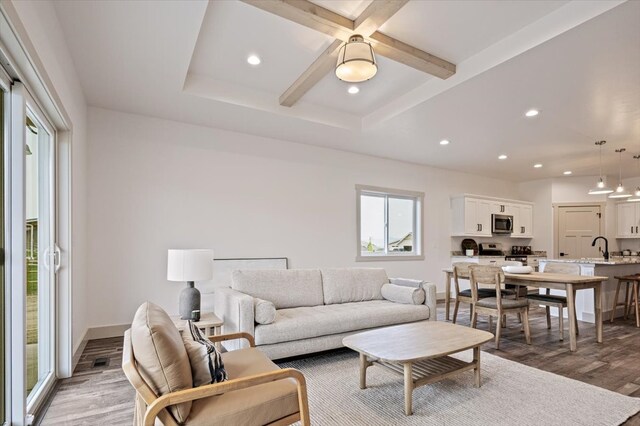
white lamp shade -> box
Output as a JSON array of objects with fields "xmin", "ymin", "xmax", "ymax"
[{"xmin": 167, "ymin": 249, "xmax": 213, "ymax": 282}]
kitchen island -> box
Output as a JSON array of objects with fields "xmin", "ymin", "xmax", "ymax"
[{"xmin": 539, "ymin": 258, "xmax": 640, "ymax": 323}]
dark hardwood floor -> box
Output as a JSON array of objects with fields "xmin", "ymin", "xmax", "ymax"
[{"xmin": 38, "ymin": 303, "xmax": 640, "ymax": 425}]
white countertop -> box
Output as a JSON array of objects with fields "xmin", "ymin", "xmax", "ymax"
[{"xmin": 542, "ymin": 258, "xmax": 640, "ymax": 265}]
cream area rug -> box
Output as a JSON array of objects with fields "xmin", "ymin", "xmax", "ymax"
[{"xmin": 279, "ymin": 349, "xmax": 640, "ymax": 426}]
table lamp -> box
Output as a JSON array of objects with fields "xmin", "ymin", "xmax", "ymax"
[{"xmin": 167, "ymin": 249, "xmax": 213, "ymax": 320}]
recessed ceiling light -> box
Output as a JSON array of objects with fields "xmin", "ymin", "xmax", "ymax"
[
  {"xmin": 563, "ymin": 171, "xmax": 572, "ymax": 175},
  {"xmin": 348, "ymin": 86, "xmax": 359, "ymax": 94},
  {"xmin": 498, "ymin": 154, "xmax": 508, "ymax": 160},
  {"xmin": 247, "ymin": 55, "xmax": 261, "ymax": 65},
  {"xmin": 439, "ymin": 139, "xmax": 450, "ymax": 145},
  {"xmin": 525, "ymin": 109, "xmax": 539, "ymax": 117},
  {"xmin": 534, "ymin": 163, "xmax": 543, "ymax": 168}
]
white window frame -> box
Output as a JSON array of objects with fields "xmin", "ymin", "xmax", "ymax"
[{"xmin": 356, "ymin": 184, "xmax": 424, "ymax": 262}]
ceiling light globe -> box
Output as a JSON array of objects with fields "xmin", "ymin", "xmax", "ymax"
[
  {"xmin": 525, "ymin": 109, "xmax": 539, "ymax": 117},
  {"xmin": 498, "ymin": 155, "xmax": 507, "ymax": 160},
  {"xmin": 534, "ymin": 164, "xmax": 543, "ymax": 168},
  {"xmin": 563, "ymin": 171, "xmax": 572, "ymax": 175},
  {"xmin": 616, "ymin": 183, "xmax": 625, "ymax": 193},
  {"xmin": 347, "ymin": 86, "xmax": 359, "ymax": 94},
  {"xmin": 440, "ymin": 139, "xmax": 450, "ymax": 145},
  {"xmin": 336, "ymin": 35, "xmax": 377, "ymax": 83}
]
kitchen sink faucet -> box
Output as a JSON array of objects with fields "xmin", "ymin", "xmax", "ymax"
[{"xmin": 591, "ymin": 236, "xmax": 609, "ymax": 260}]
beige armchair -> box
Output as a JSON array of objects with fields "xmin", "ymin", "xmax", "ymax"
[{"xmin": 122, "ymin": 302, "xmax": 310, "ymax": 426}]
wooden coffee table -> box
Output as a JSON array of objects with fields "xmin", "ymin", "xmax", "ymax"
[{"xmin": 343, "ymin": 321, "xmax": 494, "ymax": 415}]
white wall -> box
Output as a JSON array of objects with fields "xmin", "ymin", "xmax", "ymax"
[
  {"xmin": 9, "ymin": 0, "xmax": 89, "ymax": 353},
  {"xmin": 87, "ymin": 107, "xmax": 520, "ymax": 327}
]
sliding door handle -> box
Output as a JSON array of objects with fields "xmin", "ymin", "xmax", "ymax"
[{"xmin": 54, "ymin": 243, "xmax": 62, "ymax": 273}]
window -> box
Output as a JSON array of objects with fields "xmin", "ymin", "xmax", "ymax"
[{"xmin": 356, "ymin": 185, "xmax": 424, "ymax": 261}]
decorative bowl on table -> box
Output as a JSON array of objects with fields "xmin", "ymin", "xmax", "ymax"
[{"xmin": 502, "ymin": 265, "xmax": 534, "ymax": 274}]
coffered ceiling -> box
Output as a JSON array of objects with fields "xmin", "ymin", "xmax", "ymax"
[{"xmin": 52, "ymin": 0, "xmax": 640, "ymax": 181}]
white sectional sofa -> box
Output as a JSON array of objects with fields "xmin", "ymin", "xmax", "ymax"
[{"xmin": 213, "ymin": 268, "xmax": 437, "ymax": 360}]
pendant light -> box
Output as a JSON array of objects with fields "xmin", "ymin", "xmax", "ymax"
[
  {"xmin": 335, "ymin": 35, "xmax": 377, "ymax": 83},
  {"xmin": 588, "ymin": 141, "xmax": 613, "ymax": 195},
  {"xmin": 609, "ymin": 148, "xmax": 631, "ymax": 198},
  {"xmin": 628, "ymin": 154, "xmax": 640, "ymax": 202}
]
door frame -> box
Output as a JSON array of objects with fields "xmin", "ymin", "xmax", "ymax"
[{"xmin": 552, "ymin": 202, "xmax": 606, "ymax": 259}]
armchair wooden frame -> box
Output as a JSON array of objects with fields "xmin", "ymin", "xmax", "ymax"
[{"xmin": 122, "ymin": 330, "xmax": 310, "ymax": 426}]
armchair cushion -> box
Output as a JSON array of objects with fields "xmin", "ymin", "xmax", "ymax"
[
  {"xmin": 182, "ymin": 321, "xmax": 228, "ymax": 387},
  {"xmin": 381, "ymin": 283, "xmax": 425, "ymax": 305},
  {"xmin": 187, "ymin": 348, "xmax": 299, "ymax": 425},
  {"xmin": 254, "ymin": 298, "xmax": 276, "ymax": 324},
  {"xmin": 130, "ymin": 302, "xmax": 193, "ymax": 423}
]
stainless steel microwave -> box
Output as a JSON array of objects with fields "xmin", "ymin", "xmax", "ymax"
[{"xmin": 492, "ymin": 214, "xmax": 513, "ymax": 234}]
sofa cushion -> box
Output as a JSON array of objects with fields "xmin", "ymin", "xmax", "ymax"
[
  {"xmin": 254, "ymin": 298, "xmax": 277, "ymax": 324},
  {"xmin": 130, "ymin": 302, "xmax": 193, "ymax": 423},
  {"xmin": 381, "ymin": 283, "xmax": 425, "ymax": 305},
  {"xmin": 254, "ymin": 300, "xmax": 430, "ymax": 346},
  {"xmin": 321, "ymin": 268, "xmax": 388, "ymax": 305},
  {"xmin": 187, "ymin": 348, "xmax": 299, "ymax": 425},
  {"xmin": 232, "ymin": 269, "xmax": 324, "ymax": 309}
]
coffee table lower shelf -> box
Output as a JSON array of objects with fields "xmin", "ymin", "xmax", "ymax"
[{"xmin": 360, "ymin": 349, "xmax": 481, "ymax": 415}]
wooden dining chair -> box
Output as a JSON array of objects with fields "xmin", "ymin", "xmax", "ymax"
[
  {"xmin": 526, "ymin": 262, "xmax": 580, "ymax": 341},
  {"xmin": 452, "ymin": 262, "xmax": 514, "ymax": 324},
  {"xmin": 469, "ymin": 265, "xmax": 531, "ymax": 349}
]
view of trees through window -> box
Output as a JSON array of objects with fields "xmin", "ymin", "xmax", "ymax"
[{"xmin": 360, "ymin": 192, "xmax": 417, "ymax": 256}]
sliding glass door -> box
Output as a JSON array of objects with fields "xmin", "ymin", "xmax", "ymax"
[{"xmin": 24, "ymin": 97, "xmax": 56, "ymax": 410}]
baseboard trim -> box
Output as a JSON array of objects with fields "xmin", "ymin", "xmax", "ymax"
[
  {"xmin": 86, "ymin": 323, "xmax": 130, "ymax": 340},
  {"xmin": 72, "ymin": 329, "xmax": 88, "ymax": 373}
]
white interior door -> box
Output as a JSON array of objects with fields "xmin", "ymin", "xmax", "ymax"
[{"xmin": 557, "ymin": 205, "xmax": 602, "ymax": 259}]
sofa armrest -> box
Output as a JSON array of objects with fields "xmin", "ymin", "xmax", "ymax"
[
  {"xmin": 213, "ymin": 287, "xmax": 256, "ymax": 350},
  {"xmin": 422, "ymin": 282, "xmax": 437, "ymax": 321}
]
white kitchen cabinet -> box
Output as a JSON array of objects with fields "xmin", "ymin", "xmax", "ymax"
[
  {"xmin": 616, "ymin": 202, "xmax": 640, "ymax": 238},
  {"xmin": 491, "ymin": 202, "xmax": 511, "ymax": 215},
  {"xmin": 451, "ymin": 195, "xmax": 533, "ymax": 238},
  {"xmin": 512, "ymin": 204, "xmax": 533, "ymax": 238},
  {"xmin": 451, "ymin": 197, "xmax": 492, "ymax": 237}
]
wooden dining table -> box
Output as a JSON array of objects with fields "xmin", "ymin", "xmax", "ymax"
[{"xmin": 442, "ymin": 269, "xmax": 608, "ymax": 352}]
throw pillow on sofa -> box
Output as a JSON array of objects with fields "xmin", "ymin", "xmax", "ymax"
[
  {"xmin": 381, "ymin": 283, "xmax": 425, "ymax": 305},
  {"xmin": 390, "ymin": 277, "xmax": 424, "ymax": 288},
  {"xmin": 254, "ymin": 298, "xmax": 276, "ymax": 324},
  {"xmin": 182, "ymin": 321, "xmax": 228, "ymax": 386}
]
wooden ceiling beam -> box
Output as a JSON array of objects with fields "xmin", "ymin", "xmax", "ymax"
[
  {"xmin": 242, "ymin": 0, "xmax": 456, "ymax": 106},
  {"xmin": 241, "ymin": 0, "xmax": 354, "ymax": 41},
  {"xmin": 279, "ymin": 39, "xmax": 343, "ymax": 107},
  {"xmin": 353, "ymin": 0, "xmax": 409, "ymax": 36},
  {"xmin": 369, "ymin": 31, "xmax": 456, "ymax": 79}
]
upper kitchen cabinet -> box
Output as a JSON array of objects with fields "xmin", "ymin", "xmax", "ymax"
[
  {"xmin": 512, "ymin": 204, "xmax": 533, "ymax": 238},
  {"xmin": 451, "ymin": 195, "xmax": 534, "ymax": 238},
  {"xmin": 617, "ymin": 202, "xmax": 640, "ymax": 238},
  {"xmin": 451, "ymin": 196, "xmax": 492, "ymax": 237}
]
